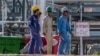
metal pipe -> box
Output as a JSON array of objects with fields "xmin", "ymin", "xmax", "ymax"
[
  {"xmin": 52, "ymin": 0, "xmax": 54, "ymax": 11},
  {"xmin": 24, "ymin": 0, "xmax": 27, "ymax": 21},
  {"xmin": 0, "ymin": 21, "xmax": 28, "ymax": 24},
  {"xmin": 80, "ymin": 4, "xmax": 83, "ymax": 55},
  {"xmin": 1, "ymin": 0, "xmax": 5, "ymax": 36},
  {"xmin": 69, "ymin": 15, "xmax": 72, "ymax": 54},
  {"xmin": 39, "ymin": 0, "xmax": 46, "ymax": 35},
  {"xmin": 33, "ymin": 0, "xmax": 36, "ymax": 5}
]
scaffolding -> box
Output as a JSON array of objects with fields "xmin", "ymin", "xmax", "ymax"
[{"xmin": 1, "ymin": 0, "xmax": 32, "ymax": 36}]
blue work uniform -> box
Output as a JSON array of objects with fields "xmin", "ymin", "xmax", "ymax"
[
  {"xmin": 57, "ymin": 15, "xmax": 72, "ymax": 55},
  {"xmin": 28, "ymin": 14, "xmax": 42, "ymax": 54}
]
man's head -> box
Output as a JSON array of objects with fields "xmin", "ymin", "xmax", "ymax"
[
  {"xmin": 46, "ymin": 6, "xmax": 52, "ymax": 16},
  {"xmin": 61, "ymin": 7, "xmax": 69, "ymax": 16},
  {"xmin": 32, "ymin": 5, "xmax": 40, "ymax": 15}
]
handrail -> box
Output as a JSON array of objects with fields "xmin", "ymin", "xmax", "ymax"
[{"xmin": 0, "ymin": 21, "xmax": 28, "ymax": 24}]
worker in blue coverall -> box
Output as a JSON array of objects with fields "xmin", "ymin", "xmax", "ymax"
[
  {"xmin": 57, "ymin": 7, "xmax": 74, "ymax": 55},
  {"xmin": 28, "ymin": 5, "xmax": 42, "ymax": 54},
  {"xmin": 20, "ymin": 12, "xmax": 42, "ymax": 54}
]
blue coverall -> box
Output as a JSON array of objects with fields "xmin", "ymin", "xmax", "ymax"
[
  {"xmin": 28, "ymin": 14, "xmax": 42, "ymax": 54},
  {"xmin": 57, "ymin": 15, "xmax": 72, "ymax": 55}
]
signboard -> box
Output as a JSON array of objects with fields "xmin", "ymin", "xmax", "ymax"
[{"xmin": 75, "ymin": 22, "xmax": 90, "ymax": 37}]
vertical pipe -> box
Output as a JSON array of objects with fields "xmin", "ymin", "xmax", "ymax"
[
  {"xmin": 80, "ymin": 4, "xmax": 82, "ymax": 22},
  {"xmin": 13, "ymin": 0, "xmax": 15, "ymax": 14},
  {"xmin": 52, "ymin": 0, "xmax": 54, "ymax": 11},
  {"xmin": 3, "ymin": 1, "xmax": 7, "ymax": 36},
  {"xmin": 80, "ymin": 4, "xmax": 83, "ymax": 55},
  {"xmin": 69, "ymin": 15, "xmax": 72, "ymax": 54},
  {"xmin": 33, "ymin": 0, "xmax": 36, "ymax": 5},
  {"xmin": 1, "ymin": 1, "xmax": 4, "ymax": 36},
  {"xmin": 24, "ymin": 0, "xmax": 27, "ymax": 21},
  {"xmin": 5, "ymin": 2, "xmax": 7, "ymax": 21},
  {"xmin": 39, "ymin": 0, "xmax": 46, "ymax": 35},
  {"xmin": 22, "ymin": 0, "xmax": 25, "ymax": 21}
]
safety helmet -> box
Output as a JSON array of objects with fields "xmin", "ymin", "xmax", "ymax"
[
  {"xmin": 32, "ymin": 5, "xmax": 39, "ymax": 11},
  {"xmin": 46, "ymin": 6, "xmax": 52, "ymax": 12},
  {"xmin": 61, "ymin": 7, "xmax": 69, "ymax": 13}
]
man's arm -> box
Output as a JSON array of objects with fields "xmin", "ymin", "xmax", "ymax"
[
  {"xmin": 66, "ymin": 21, "xmax": 74, "ymax": 37},
  {"xmin": 28, "ymin": 16, "xmax": 34, "ymax": 29},
  {"xmin": 43, "ymin": 18, "xmax": 47, "ymax": 35}
]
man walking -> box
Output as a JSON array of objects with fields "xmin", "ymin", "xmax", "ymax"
[
  {"xmin": 20, "ymin": 12, "xmax": 42, "ymax": 54},
  {"xmin": 43, "ymin": 6, "xmax": 53, "ymax": 54},
  {"xmin": 57, "ymin": 7, "xmax": 74, "ymax": 55},
  {"xmin": 28, "ymin": 5, "xmax": 42, "ymax": 54}
]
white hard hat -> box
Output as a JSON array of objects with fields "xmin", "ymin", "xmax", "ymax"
[{"xmin": 61, "ymin": 7, "xmax": 69, "ymax": 13}]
